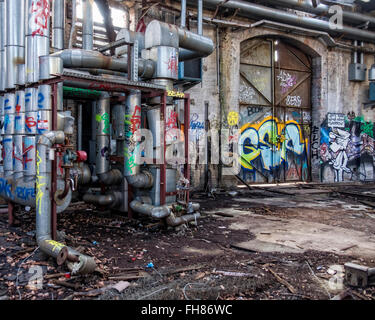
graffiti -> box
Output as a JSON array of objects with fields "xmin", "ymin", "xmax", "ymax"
[
  {"xmin": 167, "ymin": 90, "xmax": 185, "ymax": 98},
  {"xmin": 130, "ymin": 106, "xmax": 142, "ymax": 134},
  {"xmin": 124, "ymin": 106, "xmax": 142, "ymax": 170},
  {"xmin": 277, "ymin": 71, "xmax": 297, "ymax": 94},
  {"xmin": 4, "ymin": 115, "xmax": 10, "ymax": 132},
  {"xmin": 166, "ymin": 54, "xmax": 178, "ymax": 76},
  {"xmin": 4, "ymin": 98, "xmax": 11, "ymax": 112},
  {"xmin": 240, "ymin": 116, "xmax": 308, "ymax": 172},
  {"xmin": 0, "ymin": 178, "xmax": 13, "ymax": 199},
  {"xmin": 227, "ymin": 111, "xmax": 239, "ymax": 127},
  {"xmin": 100, "ymin": 146, "xmax": 109, "ymax": 159},
  {"xmin": 23, "ymin": 144, "xmax": 34, "ymax": 169},
  {"xmin": 36, "ymin": 150, "xmax": 45, "ymax": 216},
  {"xmin": 320, "ymin": 113, "xmax": 375, "ymax": 182},
  {"xmin": 29, "ymin": 0, "xmax": 50, "ymax": 37},
  {"xmin": 37, "ymin": 114, "xmax": 49, "ymax": 133},
  {"xmin": 38, "ymin": 92, "xmax": 44, "ymax": 109},
  {"xmin": 286, "ymin": 95, "xmax": 302, "ymax": 107},
  {"xmin": 96, "ymin": 112, "xmax": 110, "ymax": 134},
  {"xmin": 45, "ymin": 240, "xmax": 65, "ymax": 253},
  {"xmin": 239, "ymin": 84, "xmax": 256, "ymax": 103},
  {"xmin": 311, "ymin": 126, "xmax": 320, "ymax": 160},
  {"xmin": 190, "ymin": 113, "xmax": 205, "ymax": 140},
  {"xmin": 166, "ymin": 109, "xmax": 178, "ymax": 141},
  {"xmin": 247, "ymin": 106, "xmax": 263, "ymax": 117},
  {"xmin": 26, "ymin": 116, "xmax": 37, "ymax": 132},
  {"xmin": 16, "ymin": 187, "xmax": 35, "ymax": 201}
]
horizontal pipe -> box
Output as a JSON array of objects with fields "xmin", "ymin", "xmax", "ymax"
[
  {"xmin": 166, "ymin": 212, "xmax": 201, "ymax": 227},
  {"xmin": 197, "ymin": 0, "xmax": 375, "ymax": 43},
  {"xmin": 98, "ymin": 169, "xmax": 123, "ymax": 185},
  {"xmin": 261, "ymin": 0, "xmax": 375, "ymax": 26},
  {"xmin": 130, "ymin": 197, "xmax": 171, "ymax": 219},
  {"xmin": 52, "ymin": 49, "xmax": 155, "ymax": 78},
  {"xmin": 82, "ymin": 191, "xmax": 123, "ymax": 208}
]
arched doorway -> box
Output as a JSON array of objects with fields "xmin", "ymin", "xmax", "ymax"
[{"xmin": 239, "ymin": 37, "xmax": 312, "ymax": 184}]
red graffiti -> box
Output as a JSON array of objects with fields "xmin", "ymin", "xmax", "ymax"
[
  {"xmin": 13, "ymin": 143, "xmax": 23, "ymax": 164},
  {"xmin": 26, "ymin": 117, "xmax": 37, "ymax": 129},
  {"xmin": 167, "ymin": 55, "xmax": 178, "ymax": 76},
  {"xmin": 30, "ymin": 0, "xmax": 50, "ymax": 37},
  {"xmin": 23, "ymin": 143, "xmax": 34, "ymax": 167},
  {"xmin": 130, "ymin": 105, "xmax": 142, "ymax": 134}
]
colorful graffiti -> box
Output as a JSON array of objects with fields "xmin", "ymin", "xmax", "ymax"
[
  {"xmin": 36, "ymin": 150, "xmax": 45, "ymax": 215},
  {"xmin": 277, "ymin": 71, "xmax": 297, "ymax": 94},
  {"xmin": 320, "ymin": 113, "xmax": 375, "ymax": 182},
  {"xmin": 29, "ymin": 0, "xmax": 50, "ymax": 37},
  {"xmin": 240, "ymin": 116, "xmax": 308, "ymax": 172}
]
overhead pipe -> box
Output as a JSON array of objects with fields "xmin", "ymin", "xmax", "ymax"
[
  {"xmin": 82, "ymin": 0, "xmax": 94, "ymax": 50},
  {"xmin": 192, "ymin": 0, "xmax": 375, "ymax": 43},
  {"xmin": 52, "ymin": 49, "xmax": 155, "ymax": 78},
  {"xmin": 181, "ymin": 0, "xmax": 187, "ymax": 28},
  {"xmin": 197, "ymin": 0, "xmax": 203, "ymax": 36},
  {"xmin": 36, "ymin": 131, "xmax": 96, "ymax": 274},
  {"xmin": 0, "ymin": 0, "xmax": 5, "ymax": 92},
  {"xmin": 259, "ymin": 0, "xmax": 375, "ymax": 26}
]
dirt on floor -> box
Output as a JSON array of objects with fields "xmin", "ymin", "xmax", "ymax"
[{"xmin": 0, "ymin": 182, "xmax": 375, "ymax": 300}]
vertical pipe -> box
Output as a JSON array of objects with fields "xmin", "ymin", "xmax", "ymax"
[
  {"xmin": 160, "ymin": 92, "xmax": 167, "ymax": 205},
  {"xmin": 0, "ymin": 0, "xmax": 5, "ymax": 92},
  {"xmin": 181, "ymin": 0, "xmax": 186, "ymax": 28},
  {"xmin": 5, "ymin": 0, "xmax": 25, "ymax": 89},
  {"xmin": 96, "ymin": 93, "xmax": 110, "ymax": 175},
  {"xmin": 197, "ymin": 0, "xmax": 203, "ymax": 35},
  {"xmin": 52, "ymin": 0, "xmax": 65, "ymax": 51},
  {"xmin": 82, "ymin": 0, "xmax": 94, "ymax": 50},
  {"xmin": 26, "ymin": 0, "xmax": 50, "ymax": 84},
  {"xmin": 124, "ymin": 90, "xmax": 141, "ymax": 178},
  {"xmin": 69, "ymin": 0, "xmax": 77, "ymax": 48},
  {"xmin": 78, "ymin": 103, "xmax": 83, "ymax": 150},
  {"xmin": 184, "ymin": 95, "xmax": 190, "ymax": 205}
]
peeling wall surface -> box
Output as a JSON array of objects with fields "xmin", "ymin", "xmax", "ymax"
[{"xmin": 186, "ymin": 21, "xmax": 375, "ymax": 188}]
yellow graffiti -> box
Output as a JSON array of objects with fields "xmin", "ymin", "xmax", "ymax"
[
  {"xmin": 167, "ymin": 90, "xmax": 185, "ymax": 98},
  {"xmin": 240, "ymin": 116, "xmax": 308, "ymax": 171},
  {"xmin": 227, "ymin": 111, "xmax": 239, "ymax": 126},
  {"xmin": 46, "ymin": 240, "xmax": 65, "ymax": 252},
  {"xmin": 36, "ymin": 150, "xmax": 46, "ymax": 216}
]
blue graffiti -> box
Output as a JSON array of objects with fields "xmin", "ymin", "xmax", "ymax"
[
  {"xmin": 25, "ymin": 92, "xmax": 31, "ymax": 110},
  {"xmin": 4, "ymin": 115, "xmax": 10, "ymax": 131},
  {"xmin": 38, "ymin": 92, "xmax": 44, "ymax": 109},
  {"xmin": 4, "ymin": 98, "xmax": 11, "ymax": 111},
  {"xmin": 15, "ymin": 115, "xmax": 22, "ymax": 131},
  {"xmin": 16, "ymin": 187, "xmax": 35, "ymax": 201},
  {"xmin": 320, "ymin": 127, "xmax": 330, "ymax": 145},
  {"xmin": 0, "ymin": 178, "xmax": 14, "ymax": 200}
]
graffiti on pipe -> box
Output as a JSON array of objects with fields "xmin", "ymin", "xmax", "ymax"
[
  {"xmin": 29, "ymin": 0, "xmax": 51, "ymax": 37},
  {"xmin": 167, "ymin": 90, "xmax": 185, "ymax": 98},
  {"xmin": 240, "ymin": 116, "xmax": 308, "ymax": 172},
  {"xmin": 96, "ymin": 112, "xmax": 110, "ymax": 135},
  {"xmin": 36, "ymin": 150, "xmax": 45, "ymax": 216},
  {"xmin": 26, "ymin": 116, "xmax": 37, "ymax": 133}
]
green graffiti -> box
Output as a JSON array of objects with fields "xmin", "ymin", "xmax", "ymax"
[{"xmin": 96, "ymin": 112, "xmax": 110, "ymax": 134}]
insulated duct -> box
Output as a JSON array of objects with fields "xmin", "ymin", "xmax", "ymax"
[
  {"xmin": 194, "ymin": 0, "xmax": 375, "ymax": 43},
  {"xmin": 52, "ymin": 49, "xmax": 155, "ymax": 78},
  {"xmin": 52, "ymin": 0, "xmax": 65, "ymax": 51}
]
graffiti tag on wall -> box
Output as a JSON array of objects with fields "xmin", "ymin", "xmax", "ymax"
[{"xmin": 240, "ymin": 116, "xmax": 308, "ymax": 172}]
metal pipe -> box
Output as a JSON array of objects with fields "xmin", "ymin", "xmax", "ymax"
[
  {"xmin": 181, "ymin": 0, "xmax": 187, "ymax": 28},
  {"xmin": 5, "ymin": 0, "xmax": 25, "ymax": 89},
  {"xmin": 52, "ymin": 0, "xmax": 65, "ymax": 51},
  {"xmin": 95, "ymin": 93, "xmax": 110, "ymax": 176},
  {"xmin": 0, "ymin": 0, "xmax": 5, "ymax": 92},
  {"xmin": 130, "ymin": 197, "xmax": 171, "ymax": 219},
  {"xmin": 83, "ymin": 191, "xmax": 123, "ymax": 208},
  {"xmin": 197, "ymin": 0, "xmax": 203, "ymax": 35},
  {"xmin": 52, "ymin": 49, "xmax": 155, "ymax": 78},
  {"xmin": 166, "ymin": 212, "xmax": 201, "ymax": 227},
  {"xmin": 198, "ymin": 0, "xmax": 375, "ymax": 43},
  {"xmin": 69, "ymin": 0, "xmax": 77, "ymax": 48},
  {"xmin": 82, "ymin": 0, "xmax": 94, "ymax": 50},
  {"xmin": 36, "ymin": 131, "xmax": 96, "ymax": 274},
  {"xmin": 259, "ymin": 0, "xmax": 375, "ymax": 26},
  {"xmin": 78, "ymin": 103, "xmax": 83, "ymax": 150},
  {"xmin": 145, "ymin": 20, "xmax": 214, "ymax": 56}
]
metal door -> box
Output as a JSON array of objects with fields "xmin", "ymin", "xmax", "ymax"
[{"xmin": 239, "ymin": 38, "xmax": 312, "ymax": 183}]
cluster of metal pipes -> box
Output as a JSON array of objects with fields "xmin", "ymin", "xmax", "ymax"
[{"xmin": 0, "ymin": 0, "xmax": 213, "ymax": 273}]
